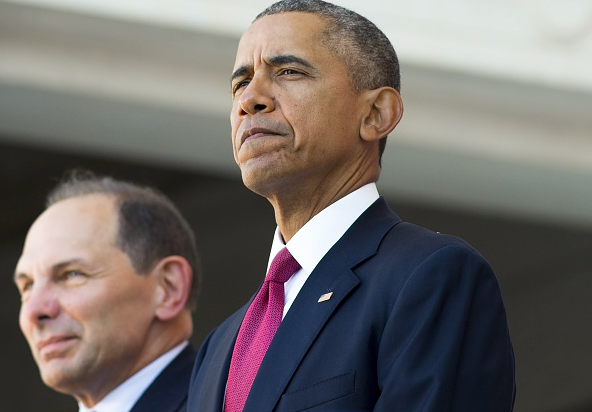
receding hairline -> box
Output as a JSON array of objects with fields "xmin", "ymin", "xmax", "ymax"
[
  {"xmin": 251, "ymin": 11, "xmax": 341, "ymax": 52},
  {"xmin": 44, "ymin": 192, "xmax": 121, "ymax": 246},
  {"xmin": 46, "ymin": 175, "xmax": 166, "ymax": 208},
  {"xmin": 44, "ymin": 178, "xmax": 175, "ymax": 270}
]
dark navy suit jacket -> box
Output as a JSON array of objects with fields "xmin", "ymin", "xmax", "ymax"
[
  {"xmin": 130, "ymin": 344, "xmax": 196, "ymax": 412},
  {"xmin": 188, "ymin": 198, "xmax": 515, "ymax": 412}
]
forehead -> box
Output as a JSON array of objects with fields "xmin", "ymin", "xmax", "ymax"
[
  {"xmin": 17, "ymin": 194, "xmax": 118, "ymax": 269},
  {"xmin": 234, "ymin": 12, "xmax": 332, "ymax": 69}
]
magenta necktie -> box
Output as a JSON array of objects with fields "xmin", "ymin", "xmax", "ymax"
[{"xmin": 224, "ymin": 247, "xmax": 301, "ymax": 412}]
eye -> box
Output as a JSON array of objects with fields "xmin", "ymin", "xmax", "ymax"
[
  {"xmin": 61, "ymin": 270, "xmax": 87, "ymax": 284},
  {"xmin": 14, "ymin": 275, "xmax": 33, "ymax": 297},
  {"xmin": 232, "ymin": 79, "xmax": 250, "ymax": 95},
  {"xmin": 279, "ymin": 68, "xmax": 301, "ymax": 76},
  {"xmin": 65, "ymin": 270, "xmax": 83, "ymax": 279},
  {"xmin": 19, "ymin": 280, "xmax": 33, "ymax": 295}
]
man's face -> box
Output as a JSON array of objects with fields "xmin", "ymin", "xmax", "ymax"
[
  {"xmin": 230, "ymin": 12, "xmax": 374, "ymax": 197},
  {"xmin": 14, "ymin": 194, "xmax": 160, "ymax": 403}
]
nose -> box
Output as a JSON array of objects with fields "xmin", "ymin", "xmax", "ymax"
[
  {"xmin": 20, "ymin": 282, "xmax": 60, "ymax": 329},
  {"xmin": 236, "ymin": 75, "xmax": 275, "ymax": 116}
]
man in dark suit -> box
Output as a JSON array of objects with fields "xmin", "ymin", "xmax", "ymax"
[
  {"xmin": 14, "ymin": 171, "xmax": 200, "ymax": 412},
  {"xmin": 188, "ymin": 1, "xmax": 515, "ymax": 411}
]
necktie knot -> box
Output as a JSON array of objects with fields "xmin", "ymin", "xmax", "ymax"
[{"xmin": 266, "ymin": 247, "xmax": 300, "ymax": 284}]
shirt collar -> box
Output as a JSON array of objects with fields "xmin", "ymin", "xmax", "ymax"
[
  {"xmin": 78, "ymin": 341, "xmax": 188, "ymax": 412},
  {"xmin": 269, "ymin": 183, "xmax": 379, "ymax": 274}
]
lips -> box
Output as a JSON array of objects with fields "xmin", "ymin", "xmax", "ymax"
[
  {"xmin": 240, "ymin": 127, "xmax": 282, "ymax": 145},
  {"xmin": 36, "ymin": 335, "xmax": 77, "ymax": 357}
]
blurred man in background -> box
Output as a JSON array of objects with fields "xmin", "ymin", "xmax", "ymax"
[{"xmin": 14, "ymin": 171, "xmax": 200, "ymax": 412}]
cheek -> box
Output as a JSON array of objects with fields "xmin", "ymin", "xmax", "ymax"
[
  {"xmin": 289, "ymin": 91, "xmax": 331, "ymax": 130},
  {"xmin": 62, "ymin": 285, "xmax": 123, "ymax": 324},
  {"xmin": 230, "ymin": 109, "xmax": 238, "ymax": 135},
  {"xmin": 75, "ymin": 301, "xmax": 129, "ymax": 342},
  {"xmin": 230, "ymin": 113, "xmax": 241, "ymax": 156},
  {"xmin": 93, "ymin": 281, "xmax": 156, "ymax": 323},
  {"xmin": 18, "ymin": 310, "xmax": 33, "ymax": 342}
]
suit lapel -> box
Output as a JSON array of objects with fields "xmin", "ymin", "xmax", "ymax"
[
  {"xmin": 243, "ymin": 198, "xmax": 400, "ymax": 412},
  {"xmin": 197, "ymin": 304, "xmax": 249, "ymax": 412}
]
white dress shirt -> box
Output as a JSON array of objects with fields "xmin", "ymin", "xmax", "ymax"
[
  {"xmin": 267, "ymin": 183, "xmax": 380, "ymax": 318},
  {"xmin": 221, "ymin": 184, "xmax": 379, "ymax": 406},
  {"xmin": 78, "ymin": 341, "xmax": 188, "ymax": 412}
]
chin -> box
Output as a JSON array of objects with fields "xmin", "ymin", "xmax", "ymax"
[
  {"xmin": 242, "ymin": 176, "xmax": 267, "ymax": 198},
  {"xmin": 40, "ymin": 361, "xmax": 83, "ymax": 393},
  {"xmin": 42, "ymin": 374, "xmax": 75, "ymax": 394},
  {"xmin": 242, "ymin": 169, "xmax": 277, "ymax": 195}
]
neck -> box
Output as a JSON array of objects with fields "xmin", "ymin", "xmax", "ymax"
[
  {"xmin": 246, "ymin": 150, "xmax": 381, "ymax": 242},
  {"xmin": 72, "ymin": 314, "xmax": 191, "ymax": 408},
  {"xmin": 270, "ymin": 176, "xmax": 376, "ymax": 243}
]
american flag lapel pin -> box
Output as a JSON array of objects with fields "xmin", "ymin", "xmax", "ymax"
[{"xmin": 318, "ymin": 291, "xmax": 333, "ymax": 303}]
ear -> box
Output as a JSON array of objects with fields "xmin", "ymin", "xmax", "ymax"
[
  {"xmin": 360, "ymin": 87, "xmax": 404, "ymax": 142},
  {"xmin": 151, "ymin": 256, "xmax": 192, "ymax": 321}
]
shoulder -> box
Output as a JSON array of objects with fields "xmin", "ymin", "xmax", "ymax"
[
  {"xmin": 380, "ymin": 220, "xmax": 487, "ymax": 269},
  {"xmin": 351, "ymin": 197, "xmax": 482, "ymax": 264},
  {"xmin": 353, "ymin": 218, "xmax": 498, "ymax": 303},
  {"xmin": 193, "ymin": 304, "xmax": 248, "ymax": 369}
]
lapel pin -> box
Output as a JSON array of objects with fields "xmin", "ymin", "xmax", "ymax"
[{"xmin": 317, "ymin": 291, "xmax": 333, "ymax": 303}]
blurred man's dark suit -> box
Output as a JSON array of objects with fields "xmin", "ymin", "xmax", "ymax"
[{"xmin": 130, "ymin": 345, "xmax": 196, "ymax": 412}]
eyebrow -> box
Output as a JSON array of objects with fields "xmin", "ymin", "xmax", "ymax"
[
  {"xmin": 230, "ymin": 65, "xmax": 250, "ymax": 84},
  {"xmin": 230, "ymin": 54, "xmax": 316, "ymax": 84},
  {"xmin": 268, "ymin": 54, "xmax": 315, "ymax": 69}
]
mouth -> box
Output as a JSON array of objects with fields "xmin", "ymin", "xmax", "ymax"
[
  {"xmin": 240, "ymin": 127, "xmax": 283, "ymax": 146},
  {"xmin": 37, "ymin": 335, "xmax": 78, "ymax": 357}
]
